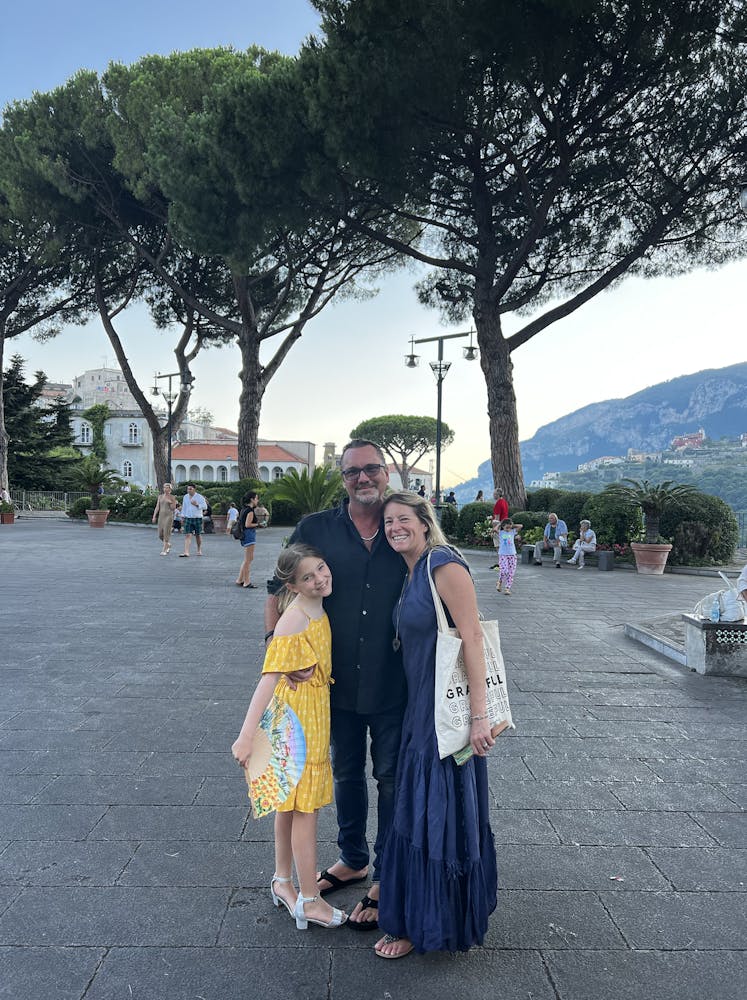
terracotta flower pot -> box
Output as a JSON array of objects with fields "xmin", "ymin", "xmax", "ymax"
[
  {"xmin": 0, "ymin": 511, "xmax": 14, "ymax": 525},
  {"xmin": 630, "ymin": 542, "xmax": 672, "ymax": 575},
  {"xmin": 211, "ymin": 514, "xmax": 228, "ymax": 533},
  {"xmin": 85, "ymin": 509, "xmax": 110, "ymax": 528}
]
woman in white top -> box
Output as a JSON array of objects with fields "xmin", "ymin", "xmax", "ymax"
[{"xmin": 567, "ymin": 520, "xmax": 597, "ymax": 569}]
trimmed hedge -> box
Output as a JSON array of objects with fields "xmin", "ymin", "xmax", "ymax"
[{"xmin": 660, "ymin": 492, "xmax": 738, "ymax": 565}]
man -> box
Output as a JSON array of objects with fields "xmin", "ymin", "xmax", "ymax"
[
  {"xmin": 532, "ymin": 512, "xmax": 568, "ymax": 567},
  {"xmin": 178, "ymin": 483, "xmax": 207, "ymax": 557},
  {"xmin": 264, "ymin": 440, "xmax": 406, "ymax": 930},
  {"xmin": 445, "ymin": 491, "xmax": 457, "ymax": 505},
  {"xmin": 492, "ymin": 489, "xmax": 509, "ymax": 522}
]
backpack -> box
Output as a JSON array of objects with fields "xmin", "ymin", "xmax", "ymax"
[{"xmin": 231, "ymin": 508, "xmax": 247, "ymax": 540}]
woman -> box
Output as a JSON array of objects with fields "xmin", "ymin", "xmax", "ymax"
[
  {"xmin": 235, "ymin": 491, "xmax": 260, "ymax": 588},
  {"xmin": 474, "ymin": 489, "xmax": 484, "ymax": 502},
  {"xmin": 567, "ymin": 519, "xmax": 597, "ymax": 568},
  {"xmin": 374, "ymin": 491, "xmax": 497, "ymax": 959},
  {"xmin": 151, "ymin": 483, "xmax": 178, "ymax": 555}
]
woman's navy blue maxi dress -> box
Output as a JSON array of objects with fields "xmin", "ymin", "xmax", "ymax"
[{"xmin": 377, "ymin": 546, "xmax": 498, "ymax": 953}]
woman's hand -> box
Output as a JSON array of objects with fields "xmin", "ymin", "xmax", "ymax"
[{"xmin": 470, "ymin": 717, "xmax": 494, "ymax": 757}]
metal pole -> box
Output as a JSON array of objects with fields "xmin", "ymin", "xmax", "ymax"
[
  {"xmin": 434, "ymin": 338, "xmax": 444, "ymax": 510},
  {"xmin": 166, "ymin": 390, "xmax": 173, "ymax": 484}
]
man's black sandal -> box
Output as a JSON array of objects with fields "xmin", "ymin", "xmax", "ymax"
[
  {"xmin": 317, "ymin": 868, "xmax": 366, "ymax": 897},
  {"xmin": 346, "ymin": 894, "xmax": 379, "ymax": 932}
]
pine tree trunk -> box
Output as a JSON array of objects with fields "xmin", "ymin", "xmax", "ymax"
[
  {"xmin": 474, "ymin": 304, "xmax": 526, "ymax": 509},
  {"xmin": 237, "ymin": 328, "xmax": 263, "ymax": 480}
]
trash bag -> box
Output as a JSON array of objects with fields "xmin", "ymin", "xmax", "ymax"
[{"xmin": 694, "ymin": 572, "xmax": 746, "ymax": 622}]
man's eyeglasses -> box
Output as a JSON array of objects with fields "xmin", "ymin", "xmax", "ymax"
[{"xmin": 341, "ymin": 463, "xmax": 387, "ymax": 481}]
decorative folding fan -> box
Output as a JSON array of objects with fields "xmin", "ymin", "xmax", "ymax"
[{"xmin": 244, "ymin": 697, "xmax": 307, "ymax": 818}]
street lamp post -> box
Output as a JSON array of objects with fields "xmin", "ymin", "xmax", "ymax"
[
  {"xmin": 405, "ymin": 330, "xmax": 478, "ymax": 509},
  {"xmin": 151, "ymin": 370, "xmax": 194, "ymax": 483}
]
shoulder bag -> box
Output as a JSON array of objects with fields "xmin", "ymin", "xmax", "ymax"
[{"xmin": 427, "ymin": 550, "xmax": 514, "ymax": 760}]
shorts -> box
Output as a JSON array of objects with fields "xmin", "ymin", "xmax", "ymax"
[
  {"xmin": 241, "ymin": 528, "xmax": 257, "ymax": 547},
  {"xmin": 184, "ymin": 517, "xmax": 203, "ymax": 535}
]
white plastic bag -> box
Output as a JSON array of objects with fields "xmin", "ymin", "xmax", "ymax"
[{"xmin": 694, "ymin": 572, "xmax": 746, "ymax": 622}]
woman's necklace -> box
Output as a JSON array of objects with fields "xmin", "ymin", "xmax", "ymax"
[
  {"xmin": 348, "ymin": 505, "xmax": 379, "ymax": 542},
  {"xmin": 392, "ymin": 573, "xmax": 409, "ymax": 652}
]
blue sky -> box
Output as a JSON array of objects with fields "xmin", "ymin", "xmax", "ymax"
[{"xmin": 2, "ymin": 2, "xmax": 745, "ymax": 485}]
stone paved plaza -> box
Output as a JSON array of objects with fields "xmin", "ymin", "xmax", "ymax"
[{"xmin": 0, "ymin": 519, "xmax": 745, "ymax": 999}]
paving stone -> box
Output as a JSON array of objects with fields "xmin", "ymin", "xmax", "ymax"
[
  {"xmin": 0, "ymin": 729, "xmax": 113, "ymax": 751},
  {"xmin": 645, "ymin": 848, "xmax": 747, "ymax": 891},
  {"xmin": 522, "ymin": 756, "xmax": 659, "ymax": 783},
  {"xmin": 102, "ymin": 727, "xmax": 210, "ymax": 752},
  {"xmin": 498, "ymin": 845, "xmax": 670, "ymax": 890},
  {"xmin": 644, "ymin": 758, "xmax": 747, "ymax": 784},
  {"xmin": 22, "ymin": 750, "xmax": 150, "ymax": 775},
  {"xmin": 31, "ymin": 774, "xmax": 202, "ymax": 805},
  {"xmin": 332, "ymin": 946, "xmax": 557, "ymax": 998},
  {"xmin": 544, "ymin": 736, "xmax": 692, "ymax": 758},
  {"xmin": 0, "ymin": 709, "xmax": 101, "ymax": 731},
  {"xmin": 602, "ymin": 890, "xmax": 747, "ymax": 948},
  {"xmin": 550, "ymin": 809, "xmax": 720, "ymax": 847},
  {"xmin": 489, "ymin": 809, "xmax": 560, "ymax": 845},
  {"xmin": 485, "ymin": 889, "xmax": 626, "ymax": 949},
  {"xmin": 0, "ymin": 946, "xmax": 104, "ymax": 1000},
  {"xmin": 0, "ymin": 841, "xmax": 137, "ymax": 886},
  {"xmin": 116, "ymin": 841, "xmax": 268, "ymax": 887},
  {"xmin": 91, "ymin": 804, "xmax": 247, "ymax": 841},
  {"xmin": 0, "ymin": 775, "xmax": 54, "ymax": 804},
  {"xmin": 491, "ymin": 780, "xmax": 621, "ymax": 811},
  {"xmin": 611, "ymin": 781, "xmax": 740, "ymax": 812},
  {"xmin": 0, "ymin": 804, "xmax": 107, "ymax": 840},
  {"xmin": 135, "ymin": 752, "xmax": 237, "ymax": 777},
  {"xmin": 688, "ymin": 812, "xmax": 747, "ymax": 848},
  {"xmin": 84, "ymin": 946, "xmax": 350, "ymax": 1000},
  {"xmin": 0, "ymin": 752, "xmax": 31, "ymax": 774},
  {"xmin": 546, "ymin": 950, "xmax": 747, "ymax": 1000},
  {"xmin": 0, "ymin": 887, "xmax": 229, "ymax": 945}
]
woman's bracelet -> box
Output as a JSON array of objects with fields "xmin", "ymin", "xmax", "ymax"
[{"xmin": 470, "ymin": 713, "xmax": 488, "ymax": 722}]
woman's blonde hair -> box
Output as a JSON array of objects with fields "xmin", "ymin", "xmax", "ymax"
[
  {"xmin": 276, "ymin": 543, "xmax": 327, "ymax": 614},
  {"xmin": 382, "ymin": 491, "xmax": 451, "ymax": 551}
]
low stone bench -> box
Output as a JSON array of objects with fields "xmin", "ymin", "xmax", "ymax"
[
  {"xmin": 520, "ymin": 545, "xmax": 614, "ymax": 571},
  {"xmin": 681, "ymin": 614, "xmax": 747, "ymax": 677}
]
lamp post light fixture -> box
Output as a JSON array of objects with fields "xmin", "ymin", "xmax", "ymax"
[
  {"xmin": 405, "ymin": 330, "xmax": 478, "ymax": 509},
  {"xmin": 151, "ymin": 370, "xmax": 194, "ymax": 483}
]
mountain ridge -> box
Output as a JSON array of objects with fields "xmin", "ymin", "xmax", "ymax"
[{"xmin": 454, "ymin": 362, "xmax": 747, "ymax": 501}]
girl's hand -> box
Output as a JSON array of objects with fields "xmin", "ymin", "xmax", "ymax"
[
  {"xmin": 470, "ymin": 717, "xmax": 494, "ymax": 757},
  {"xmin": 232, "ymin": 734, "xmax": 254, "ymax": 768}
]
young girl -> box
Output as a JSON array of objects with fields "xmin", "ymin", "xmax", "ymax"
[
  {"xmin": 493, "ymin": 517, "xmax": 523, "ymax": 595},
  {"xmin": 231, "ymin": 544, "xmax": 347, "ymax": 931}
]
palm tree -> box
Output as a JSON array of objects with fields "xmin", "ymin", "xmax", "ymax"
[
  {"xmin": 72, "ymin": 455, "xmax": 125, "ymax": 510},
  {"xmin": 272, "ymin": 467, "xmax": 343, "ymax": 515},
  {"xmin": 604, "ymin": 479, "xmax": 696, "ymax": 543}
]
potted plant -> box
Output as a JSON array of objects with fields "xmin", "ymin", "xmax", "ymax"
[
  {"xmin": 0, "ymin": 501, "xmax": 15, "ymax": 525},
  {"xmin": 72, "ymin": 456, "xmax": 125, "ymax": 527},
  {"xmin": 604, "ymin": 479, "xmax": 696, "ymax": 574}
]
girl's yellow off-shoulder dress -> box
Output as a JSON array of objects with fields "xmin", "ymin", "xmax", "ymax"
[{"xmin": 261, "ymin": 613, "xmax": 333, "ymax": 813}]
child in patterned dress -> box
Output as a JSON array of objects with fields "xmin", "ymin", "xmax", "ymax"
[{"xmin": 231, "ymin": 544, "xmax": 347, "ymax": 931}]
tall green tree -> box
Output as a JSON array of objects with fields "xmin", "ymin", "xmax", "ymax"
[
  {"xmin": 349, "ymin": 414, "xmax": 453, "ymax": 489},
  {"xmin": 305, "ymin": 0, "xmax": 747, "ymax": 505},
  {"xmin": 2, "ymin": 354, "xmax": 79, "ymax": 489}
]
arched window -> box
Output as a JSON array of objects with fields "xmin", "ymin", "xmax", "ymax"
[
  {"xmin": 174, "ymin": 465, "xmax": 187, "ymax": 483},
  {"xmin": 128, "ymin": 422, "xmax": 140, "ymax": 444},
  {"xmin": 79, "ymin": 423, "xmax": 92, "ymax": 444},
  {"xmin": 122, "ymin": 460, "xmax": 133, "ymax": 477},
  {"xmin": 202, "ymin": 465, "xmax": 214, "ymax": 482},
  {"xmin": 273, "ymin": 466, "xmax": 284, "ymax": 480},
  {"xmin": 217, "ymin": 466, "xmax": 228, "ymax": 482},
  {"xmin": 259, "ymin": 466, "xmax": 269, "ymax": 482}
]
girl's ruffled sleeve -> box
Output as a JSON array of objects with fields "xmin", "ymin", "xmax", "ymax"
[{"xmin": 262, "ymin": 633, "xmax": 318, "ymax": 676}]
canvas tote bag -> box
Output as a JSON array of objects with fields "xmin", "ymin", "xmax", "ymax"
[{"xmin": 427, "ymin": 551, "xmax": 514, "ymax": 760}]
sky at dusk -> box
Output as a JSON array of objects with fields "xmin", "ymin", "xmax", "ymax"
[{"xmin": 2, "ymin": 1, "xmax": 745, "ymax": 486}]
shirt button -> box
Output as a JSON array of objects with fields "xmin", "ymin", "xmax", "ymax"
[{"xmin": 362, "ymin": 610, "xmax": 367, "ymax": 616}]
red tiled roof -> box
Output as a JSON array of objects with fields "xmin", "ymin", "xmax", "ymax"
[{"xmin": 172, "ymin": 443, "xmax": 306, "ymax": 464}]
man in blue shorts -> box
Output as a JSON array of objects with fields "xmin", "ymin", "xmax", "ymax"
[{"xmin": 179, "ymin": 483, "xmax": 207, "ymax": 557}]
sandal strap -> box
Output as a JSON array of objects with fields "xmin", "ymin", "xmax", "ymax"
[{"xmin": 272, "ymin": 874, "xmax": 292, "ymax": 884}]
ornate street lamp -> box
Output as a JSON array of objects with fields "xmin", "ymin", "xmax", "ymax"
[
  {"xmin": 405, "ymin": 330, "xmax": 478, "ymax": 509},
  {"xmin": 151, "ymin": 370, "xmax": 194, "ymax": 483}
]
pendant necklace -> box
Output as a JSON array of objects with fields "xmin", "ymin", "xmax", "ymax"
[
  {"xmin": 348, "ymin": 505, "xmax": 379, "ymax": 542},
  {"xmin": 392, "ymin": 573, "xmax": 409, "ymax": 652}
]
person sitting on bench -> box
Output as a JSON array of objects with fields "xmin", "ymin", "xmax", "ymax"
[{"xmin": 532, "ymin": 513, "xmax": 568, "ymax": 568}]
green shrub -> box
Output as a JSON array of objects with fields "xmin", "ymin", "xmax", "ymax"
[
  {"xmin": 439, "ymin": 503, "xmax": 459, "ymax": 536},
  {"xmin": 525, "ymin": 488, "xmax": 564, "ymax": 512},
  {"xmin": 555, "ymin": 491, "xmax": 593, "ymax": 529},
  {"xmin": 581, "ymin": 492, "xmax": 642, "ymax": 546},
  {"xmin": 510, "ymin": 510, "xmax": 547, "ymax": 531},
  {"xmin": 67, "ymin": 497, "xmax": 89, "ymax": 518},
  {"xmin": 661, "ymin": 492, "xmax": 738, "ymax": 565},
  {"xmin": 266, "ymin": 497, "xmax": 304, "ymax": 526},
  {"xmin": 456, "ymin": 502, "xmax": 493, "ymax": 542},
  {"xmin": 521, "ymin": 526, "xmax": 543, "ymax": 545}
]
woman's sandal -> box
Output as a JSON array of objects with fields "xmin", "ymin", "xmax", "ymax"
[
  {"xmin": 346, "ymin": 894, "xmax": 379, "ymax": 932},
  {"xmin": 270, "ymin": 873, "xmax": 295, "ymax": 917},
  {"xmin": 374, "ymin": 934, "xmax": 414, "ymax": 959}
]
